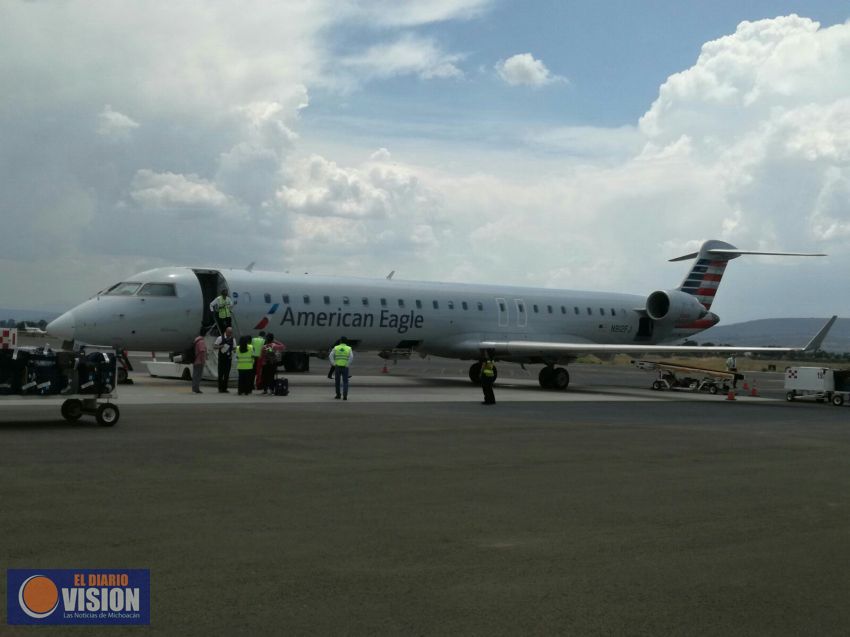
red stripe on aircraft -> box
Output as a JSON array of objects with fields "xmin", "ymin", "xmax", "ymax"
[{"xmin": 695, "ymin": 288, "xmax": 717, "ymax": 296}]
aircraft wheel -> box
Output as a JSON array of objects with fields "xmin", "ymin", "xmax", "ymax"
[
  {"xmin": 832, "ymin": 394, "xmax": 844, "ymax": 407},
  {"xmin": 552, "ymin": 367, "xmax": 569, "ymax": 390},
  {"xmin": 785, "ymin": 391, "xmax": 795, "ymax": 402},
  {"xmin": 181, "ymin": 368, "xmax": 192, "ymax": 381},
  {"xmin": 96, "ymin": 403, "xmax": 120, "ymax": 427},
  {"xmin": 469, "ymin": 362, "xmax": 482, "ymax": 385},
  {"xmin": 538, "ymin": 367, "xmax": 555, "ymax": 389},
  {"xmin": 61, "ymin": 399, "xmax": 83, "ymax": 422}
]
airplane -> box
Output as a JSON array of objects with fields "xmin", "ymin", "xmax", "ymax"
[{"xmin": 46, "ymin": 239, "xmax": 834, "ymax": 390}]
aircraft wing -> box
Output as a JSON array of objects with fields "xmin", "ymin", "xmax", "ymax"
[{"xmin": 479, "ymin": 316, "xmax": 837, "ymax": 357}]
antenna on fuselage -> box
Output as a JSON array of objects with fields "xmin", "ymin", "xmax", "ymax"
[
  {"xmin": 245, "ymin": 262, "xmax": 255, "ymax": 272},
  {"xmin": 386, "ymin": 270, "xmax": 395, "ymax": 280}
]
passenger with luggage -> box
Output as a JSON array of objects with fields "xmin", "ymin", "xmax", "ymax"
[
  {"xmin": 260, "ymin": 333, "xmax": 278, "ymax": 395},
  {"xmin": 213, "ymin": 326, "xmax": 235, "ymax": 393}
]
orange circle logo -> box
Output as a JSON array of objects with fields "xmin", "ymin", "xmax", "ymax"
[{"xmin": 19, "ymin": 575, "xmax": 59, "ymax": 619}]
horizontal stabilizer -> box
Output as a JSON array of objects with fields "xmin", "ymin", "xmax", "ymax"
[{"xmin": 670, "ymin": 248, "xmax": 826, "ymax": 262}]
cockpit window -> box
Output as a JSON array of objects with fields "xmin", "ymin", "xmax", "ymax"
[
  {"xmin": 105, "ymin": 282, "xmax": 142, "ymax": 296},
  {"xmin": 138, "ymin": 283, "xmax": 177, "ymax": 297}
]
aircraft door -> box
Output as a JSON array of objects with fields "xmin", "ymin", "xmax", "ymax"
[
  {"xmin": 513, "ymin": 299, "xmax": 527, "ymax": 328},
  {"xmin": 495, "ymin": 297, "xmax": 508, "ymax": 327}
]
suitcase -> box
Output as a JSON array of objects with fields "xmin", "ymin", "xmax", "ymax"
[{"xmin": 273, "ymin": 377, "xmax": 289, "ymax": 396}]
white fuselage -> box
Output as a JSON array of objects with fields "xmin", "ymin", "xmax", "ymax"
[{"xmin": 47, "ymin": 267, "xmax": 710, "ymax": 362}]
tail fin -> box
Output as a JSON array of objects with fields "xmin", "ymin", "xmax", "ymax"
[{"xmin": 670, "ymin": 240, "xmax": 826, "ymax": 311}]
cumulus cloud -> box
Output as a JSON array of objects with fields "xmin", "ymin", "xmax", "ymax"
[
  {"xmin": 129, "ymin": 170, "xmax": 231, "ymax": 211},
  {"xmin": 349, "ymin": 0, "xmax": 493, "ymax": 27},
  {"xmin": 495, "ymin": 53, "xmax": 565, "ymax": 87},
  {"xmin": 343, "ymin": 34, "xmax": 463, "ymax": 79},
  {"xmin": 96, "ymin": 105, "xmax": 139, "ymax": 139}
]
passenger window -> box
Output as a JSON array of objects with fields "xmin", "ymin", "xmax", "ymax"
[
  {"xmin": 105, "ymin": 282, "xmax": 141, "ymax": 296},
  {"xmin": 282, "ymin": 294, "xmax": 290, "ymax": 304},
  {"xmin": 462, "ymin": 301, "xmax": 468, "ymax": 310},
  {"xmin": 433, "ymin": 300, "xmax": 439, "ymax": 309},
  {"xmin": 611, "ymin": 308, "xmax": 616, "ymax": 316},
  {"xmin": 586, "ymin": 307, "xmax": 592, "ymax": 315},
  {"xmin": 477, "ymin": 302, "xmax": 484, "ymax": 311},
  {"xmin": 343, "ymin": 296, "xmax": 350, "ymax": 306},
  {"xmin": 380, "ymin": 298, "xmax": 387, "ymax": 307},
  {"xmin": 547, "ymin": 305, "xmax": 553, "ymax": 314},
  {"xmin": 561, "ymin": 306, "xmax": 566, "ymax": 314},
  {"xmin": 362, "ymin": 297, "xmax": 369, "ymax": 306},
  {"xmin": 415, "ymin": 300, "xmax": 422, "ymax": 309},
  {"xmin": 137, "ymin": 283, "xmax": 176, "ymax": 297},
  {"xmin": 448, "ymin": 301, "xmax": 455, "ymax": 310},
  {"xmin": 499, "ymin": 302, "xmax": 506, "ymax": 312},
  {"xmin": 398, "ymin": 299, "xmax": 405, "ymax": 308},
  {"xmin": 303, "ymin": 295, "xmax": 310, "ymax": 304},
  {"xmin": 600, "ymin": 308, "xmax": 606, "ymax": 316},
  {"xmin": 533, "ymin": 304, "xmax": 539, "ymax": 313},
  {"xmin": 518, "ymin": 303, "xmax": 525, "ymax": 313},
  {"xmin": 323, "ymin": 295, "xmax": 330, "ymax": 305},
  {"xmin": 264, "ymin": 293, "xmax": 271, "ymax": 303},
  {"xmin": 574, "ymin": 307, "xmax": 579, "ymax": 315}
]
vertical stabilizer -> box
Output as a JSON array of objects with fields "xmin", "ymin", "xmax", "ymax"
[{"xmin": 675, "ymin": 240, "xmax": 737, "ymax": 311}]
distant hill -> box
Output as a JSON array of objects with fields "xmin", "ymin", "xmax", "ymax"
[
  {"xmin": 695, "ymin": 317, "xmax": 850, "ymax": 352},
  {"xmin": 0, "ymin": 308, "xmax": 60, "ymax": 323}
]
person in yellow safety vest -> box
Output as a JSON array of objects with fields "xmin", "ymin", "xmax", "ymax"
[
  {"xmin": 209, "ymin": 289, "xmax": 233, "ymax": 333},
  {"xmin": 479, "ymin": 349, "xmax": 497, "ymax": 405},
  {"xmin": 251, "ymin": 331, "xmax": 266, "ymax": 390},
  {"xmin": 236, "ymin": 335, "xmax": 255, "ymax": 395},
  {"xmin": 328, "ymin": 336, "xmax": 354, "ymax": 400}
]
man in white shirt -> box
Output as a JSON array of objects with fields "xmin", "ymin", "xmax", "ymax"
[{"xmin": 213, "ymin": 326, "xmax": 235, "ymax": 393}]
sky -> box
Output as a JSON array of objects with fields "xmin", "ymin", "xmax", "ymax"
[{"xmin": 1, "ymin": 0, "xmax": 850, "ymax": 324}]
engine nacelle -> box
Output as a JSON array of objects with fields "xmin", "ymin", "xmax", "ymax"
[{"xmin": 645, "ymin": 289, "xmax": 707, "ymax": 322}]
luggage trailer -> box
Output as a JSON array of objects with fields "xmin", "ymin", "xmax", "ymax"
[
  {"xmin": 784, "ymin": 366, "xmax": 850, "ymax": 406},
  {"xmin": 0, "ymin": 342, "xmax": 120, "ymax": 426},
  {"xmin": 632, "ymin": 359, "xmax": 742, "ymax": 395}
]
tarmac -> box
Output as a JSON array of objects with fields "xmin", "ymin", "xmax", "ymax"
[{"xmin": 1, "ymin": 360, "xmax": 850, "ymax": 635}]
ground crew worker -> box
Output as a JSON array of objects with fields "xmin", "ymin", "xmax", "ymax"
[
  {"xmin": 726, "ymin": 354, "xmax": 739, "ymax": 389},
  {"xmin": 236, "ymin": 335, "xmax": 255, "ymax": 395},
  {"xmin": 209, "ymin": 289, "xmax": 233, "ymax": 333},
  {"xmin": 479, "ymin": 349, "xmax": 496, "ymax": 405},
  {"xmin": 329, "ymin": 337, "xmax": 354, "ymax": 400},
  {"xmin": 252, "ymin": 331, "xmax": 266, "ymax": 390},
  {"xmin": 213, "ymin": 326, "xmax": 235, "ymax": 393}
]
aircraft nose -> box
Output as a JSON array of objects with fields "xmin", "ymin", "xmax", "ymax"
[{"xmin": 47, "ymin": 310, "xmax": 76, "ymax": 341}]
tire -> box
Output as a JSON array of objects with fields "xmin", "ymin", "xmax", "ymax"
[
  {"xmin": 651, "ymin": 380, "xmax": 662, "ymax": 391},
  {"xmin": 61, "ymin": 399, "xmax": 83, "ymax": 422},
  {"xmin": 832, "ymin": 394, "xmax": 845, "ymax": 407},
  {"xmin": 469, "ymin": 362, "xmax": 482, "ymax": 385},
  {"xmin": 785, "ymin": 392, "xmax": 795, "ymax": 402},
  {"xmin": 96, "ymin": 403, "xmax": 120, "ymax": 427},
  {"xmin": 181, "ymin": 368, "xmax": 192, "ymax": 381},
  {"xmin": 709, "ymin": 384, "xmax": 718, "ymax": 395},
  {"xmin": 552, "ymin": 367, "xmax": 569, "ymax": 390},
  {"xmin": 117, "ymin": 367, "xmax": 129, "ymax": 384},
  {"xmin": 538, "ymin": 367, "xmax": 555, "ymax": 389}
]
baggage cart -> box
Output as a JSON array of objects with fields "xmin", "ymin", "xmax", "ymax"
[
  {"xmin": 0, "ymin": 345, "xmax": 120, "ymax": 426},
  {"xmin": 784, "ymin": 366, "xmax": 850, "ymax": 406},
  {"xmin": 632, "ymin": 359, "xmax": 740, "ymax": 395}
]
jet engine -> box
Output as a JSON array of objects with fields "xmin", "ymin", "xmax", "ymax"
[{"xmin": 645, "ymin": 289, "xmax": 707, "ymax": 323}]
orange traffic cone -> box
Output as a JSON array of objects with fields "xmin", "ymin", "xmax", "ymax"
[
  {"xmin": 750, "ymin": 381, "xmax": 758, "ymax": 397},
  {"xmin": 742, "ymin": 380, "xmax": 749, "ymax": 390},
  {"xmin": 726, "ymin": 389, "xmax": 736, "ymax": 401},
  {"xmin": 381, "ymin": 363, "xmax": 389, "ymax": 374}
]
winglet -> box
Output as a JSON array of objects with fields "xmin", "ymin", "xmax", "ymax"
[{"xmin": 804, "ymin": 315, "xmax": 837, "ymax": 352}]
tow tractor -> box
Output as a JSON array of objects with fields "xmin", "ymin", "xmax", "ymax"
[{"xmin": 632, "ymin": 359, "xmax": 742, "ymax": 395}]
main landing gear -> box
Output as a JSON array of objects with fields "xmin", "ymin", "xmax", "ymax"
[
  {"xmin": 468, "ymin": 362, "xmax": 498, "ymax": 385},
  {"xmin": 538, "ymin": 366, "xmax": 569, "ymax": 390}
]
